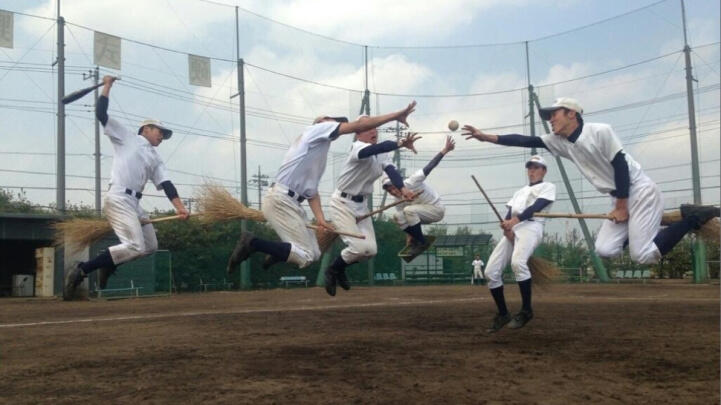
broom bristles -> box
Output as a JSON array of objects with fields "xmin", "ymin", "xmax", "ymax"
[
  {"xmin": 528, "ymin": 256, "xmax": 561, "ymax": 288},
  {"xmin": 662, "ymin": 210, "xmax": 719, "ymax": 244},
  {"xmin": 196, "ymin": 183, "xmax": 266, "ymax": 223},
  {"xmin": 52, "ymin": 218, "xmax": 113, "ymax": 253}
]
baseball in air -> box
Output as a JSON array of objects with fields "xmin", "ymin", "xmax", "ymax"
[{"xmin": 448, "ymin": 120, "xmax": 459, "ymax": 131}]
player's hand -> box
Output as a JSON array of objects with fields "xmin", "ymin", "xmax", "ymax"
[
  {"xmin": 316, "ymin": 218, "xmax": 335, "ymax": 233},
  {"xmin": 102, "ymin": 75, "xmax": 117, "ymax": 87},
  {"xmin": 398, "ymin": 132, "xmax": 422, "ymax": 154},
  {"xmin": 501, "ymin": 217, "xmax": 520, "ymax": 231},
  {"xmin": 441, "ymin": 135, "xmax": 455, "ymax": 154},
  {"xmin": 609, "ymin": 207, "xmax": 629, "ymax": 224},
  {"xmin": 462, "ymin": 125, "xmax": 491, "ymax": 142},
  {"xmin": 176, "ymin": 207, "xmax": 190, "ymax": 220},
  {"xmin": 400, "ymin": 187, "xmax": 416, "ymax": 200},
  {"xmin": 503, "ymin": 229, "xmax": 515, "ymax": 242},
  {"xmin": 396, "ymin": 100, "xmax": 417, "ymax": 127}
]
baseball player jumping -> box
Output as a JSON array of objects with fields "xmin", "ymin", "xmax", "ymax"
[
  {"xmin": 226, "ymin": 102, "xmax": 418, "ymax": 275},
  {"xmin": 323, "ymin": 118, "xmax": 422, "ymax": 296},
  {"xmin": 463, "ymin": 97, "xmax": 719, "ymax": 270},
  {"xmin": 482, "ymin": 155, "xmax": 556, "ymax": 332},
  {"xmin": 382, "ymin": 135, "xmax": 455, "ymax": 260},
  {"xmin": 63, "ymin": 75, "xmax": 190, "ymax": 300}
]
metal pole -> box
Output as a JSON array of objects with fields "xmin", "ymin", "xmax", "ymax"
[
  {"xmin": 93, "ymin": 66, "xmax": 101, "ymax": 216},
  {"xmin": 525, "ymin": 41, "xmax": 537, "ymax": 155},
  {"xmin": 362, "ymin": 45, "xmax": 374, "ymax": 286},
  {"xmin": 56, "ymin": 5, "xmax": 65, "ymax": 212},
  {"xmin": 680, "ymin": 0, "xmax": 706, "ymax": 283},
  {"xmin": 236, "ymin": 7, "xmax": 251, "ymax": 289},
  {"xmin": 531, "ymin": 92, "xmax": 610, "ymax": 282}
]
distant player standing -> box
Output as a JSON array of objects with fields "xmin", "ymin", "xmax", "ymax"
[
  {"xmin": 226, "ymin": 102, "xmax": 418, "ymax": 274},
  {"xmin": 323, "ymin": 118, "xmax": 422, "ymax": 296},
  {"xmin": 471, "ymin": 255, "xmax": 485, "ymax": 285},
  {"xmin": 463, "ymin": 97, "xmax": 719, "ymax": 269},
  {"xmin": 381, "ymin": 135, "xmax": 455, "ymax": 259},
  {"xmin": 481, "ymin": 155, "xmax": 555, "ymax": 332},
  {"xmin": 64, "ymin": 75, "xmax": 190, "ymax": 300}
]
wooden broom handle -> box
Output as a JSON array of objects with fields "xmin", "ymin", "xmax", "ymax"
[
  {"xmin": 142, "ymin": 212, "xmax": 200, "ymax": 224},
  {"xmin": 534, "ymin": 212, "xmax": 614, "ymax": 220},
  {"xmin": 306, "ymin": 224, "xmax": 366, "ymax": 239},
  {"xmin": 358, "ymin": 190, "xmax": 424, "ymax": 221},
  {"xmin": 471, "ymin": 175, "xmax": 503, "ymax": 222}
]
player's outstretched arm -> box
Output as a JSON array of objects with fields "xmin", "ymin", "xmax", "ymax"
[
  {"xmin": 463, "ymin": 125, "xmax": 547, "ymax": 150},
  {"xmin": 422, "ymin": 135, "xmax": 454, "ymax": 176},
  {"xmin": 338, "ymin": 101, "xmax": 417, "ymax": 135}
]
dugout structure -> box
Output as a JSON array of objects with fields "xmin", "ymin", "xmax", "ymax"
[{"xmin": 402, "ymin": 234, "xmax": 491, "ymax": 284}]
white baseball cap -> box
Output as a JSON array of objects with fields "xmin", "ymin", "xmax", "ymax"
[
  {"xmin": 525, "ymin": 155, "xmax": 547, "ymax": 168},
  {"xmin": 539, "ymin": 97, "xmax": 583, "ymax": 120},
  {"xmin": 138, "ymin": 119, "xmax": 173, "ymax": 139}
]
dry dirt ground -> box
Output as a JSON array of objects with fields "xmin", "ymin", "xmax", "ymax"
[{"xmin": 0, "ymin": 282, "xmax": 718, "ymax": 404}]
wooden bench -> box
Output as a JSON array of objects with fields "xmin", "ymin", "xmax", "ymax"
[{"xmin": 280, "ymin": 276, "xmax": 308, "ymax": 288}]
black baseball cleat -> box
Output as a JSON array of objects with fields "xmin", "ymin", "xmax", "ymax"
[
  {"xmin": 508, "ymin": 309, "xmax": 534, "ymax": 329},
  {"xmin": 226, "ymin": 232, "xmax": 256, "ymax": 275},
  {"xmin": 336, "ymin": 268, "xmax": 351, "ymax": 291},
  {"xmin": 97, "ymin": 265, "xmax": 117, "ymax": 290},
  {"xmin": 262, "ymin": 254, "xmax": 282, "ymax": 270},
  {"xmin": 486, "ymin": 312, "xmax": 512, "ymax": 333},
  {"xmin": 63, "ymin": 264, "xmax": 86, "ymax": 301},
  {"xmin": 324, "ymin": 267, "xmax": 337, "ymax": 297},
  {"xmin": 680, "ymin": 204, "xmax": 720, "ymax": 229}
]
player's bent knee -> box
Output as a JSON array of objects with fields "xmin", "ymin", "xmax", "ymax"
[
  {"xmin": 630, "ymin": 248, "xmax": 660, "ymax": 265},
  {"xmin": 594, "ymin": 242, "xmax": 622, "ymax": 258}
]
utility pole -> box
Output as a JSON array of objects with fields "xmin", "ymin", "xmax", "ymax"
[
  {"xmin": 249, "ymin": 165, "xmax": 269, "ymax": 210},
  {"xmin": 83, "ymin": 67, "xmax": 101, "ymax": 216},
  {"xmin": 55, "ymin": 2, "xmax": 65, "ymax": 212},
  {"xmin": 232, "ymin": 6, "xmax": 250, "ymax": 289},
  {"xmin": 680, "ymin": 0, "xmax": 706, "ymax": 283}
]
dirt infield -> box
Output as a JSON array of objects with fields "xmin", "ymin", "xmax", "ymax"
[{"xmin": 0, "ymin": 283, "xmax": 718, "ymax": 404}]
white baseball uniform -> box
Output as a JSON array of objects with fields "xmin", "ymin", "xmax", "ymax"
[
  {"xmin": 103, "ymin": 117, "xmax": 168, "ymax": 265},
  {"xmin": 472, "ymin": 259, "xmax": 485, "ymax": 283},
  {"xmin": 391, "ymin": 169, "xmax": 445, "ymax": 229},
  {"xmin": 484, "ymin": 181, "xmax": 556, "ymax": 289},
  {"xmin": 263, "ymin": 121, "xmax": 341, "ymax": 268},
  {"xmin": 330, "ymin": 140, "xmax": 393, "ymax": 264},
  {"xmin": 541, "ymin": 123, "xmax": 663, "ymax": 264}
]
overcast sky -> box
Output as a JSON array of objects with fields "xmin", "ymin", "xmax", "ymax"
[{"xmin": 0, "ymin": 0, "xmax": 719, "ymax": 241}]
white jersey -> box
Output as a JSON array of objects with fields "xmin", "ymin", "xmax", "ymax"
[
  {"xmin": 506, "ymin": 181, "xmax": 556, "ymax": 223},
  {"xmin": 335, "ymin": 140, "xmax": 393, "ymax": 196},
  {"xmin": 541, "ymin": 122, "xmax": 643, "ymax": 194},
  {"xmin": 402, "ymin": 169, "xmax": 441, "ymax": 205},
  {"xmin": 104, "ymin": 117, "xmax": 168, "ymax": 192},
  {"xmin": 275, "ymin": 121, "xmax": 341, "ymax": 199},
  {"xmin": 472, "ymin": 259, "xmax": 484, "ymax": 271}
]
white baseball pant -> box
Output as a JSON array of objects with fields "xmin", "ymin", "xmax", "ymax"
[
  {"xmin": 594, "ymin": 174, "xmax": 663, "ymax": 265},
  {"xmin": 330, "ymin": 192, "xmax": 377, "ymax": 264},
  {"xmin": 104, "ymin": 191, "xmax": 157, "ymax": 265},
  {"xmin": 484, "ymin": 220, "xmax": 543, "ymax": 289},
  {"xmin": 393, "ymin": 203, "xmax": 445, "ymax": 229},
  {"xmin": 262, "ymin": 185, "xmax": 320, "ymax": 268}
]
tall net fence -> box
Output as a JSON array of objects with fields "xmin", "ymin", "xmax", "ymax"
[{"xmin": 0, "ymin": 0, "xmax": 718, "ymax": 284}]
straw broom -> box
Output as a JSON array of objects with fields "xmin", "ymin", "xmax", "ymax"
[
  {"xmin": 471, "ymin": 175, "xmax": 560, "ymax": 287},
  {"xmin": 315, "ymin": 193, "xmax": 421, "ymax": 253},
  {"xmin": 196, "ymin": 183, "xmax": 365, "ymax": 239},
  {"xmin": 53, "ymin": 213, "xmax": 191, "ymax": 254},
  {"xmin": 535, "ymin": 211, "xmax": 720, "ymax": 244}
]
